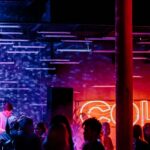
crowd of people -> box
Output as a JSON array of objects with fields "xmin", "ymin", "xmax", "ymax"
[{"xmin": 0, "ymin": 102, "xmax": 149, "ymax": 150}]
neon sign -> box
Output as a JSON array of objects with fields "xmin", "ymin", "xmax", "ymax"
[{"xmin": 79, "ymin": 100, "xmax": 150, "ymax": 126}]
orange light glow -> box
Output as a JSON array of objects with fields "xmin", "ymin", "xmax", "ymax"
[
  {"xmin": 141, "ymin": 100, "xmax": 150, "ymax": 126},
  {"xmin": 78, "ymin": 100, "xmax": 150, "ymax": 126}
]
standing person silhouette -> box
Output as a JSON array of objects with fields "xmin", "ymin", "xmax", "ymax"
[
  {"xmin": 143, "ymin": 123, "xmax": 150, "ymax": 149},
  {"xmin": 0, "ymin": 102, "xmax": 13, "ymax": 134},
  {"xmin": 102, "ymin": 122, "xmax": 114, "ymax": 150},
  {"xmin": 82, "ymin": 117, "xmax": 105, "ymax": 150},
  {"xmin": 43, "ymin": 114, "xmax": 74, "ymax": 150},
  {"xmin": 133, "ymin": 124, "xmax": 148, "ymax": 150}
]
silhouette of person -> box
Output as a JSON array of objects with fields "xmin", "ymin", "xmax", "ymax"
[
  {"xmin": 102, "ymin": 122, "xmax": 114, "ymax": 150},
  {"xmin": 143, "ymin": 123, "xmax": 150, "ymax": 148},
  {"xmin": 34, "ymin": 122, "xmax": 47, "ymax": 143},
  {"xmin": 82, "ymin": 117, "xmax": 105, "ymax": 150},
  {"xmin": 14, "ymin": 116, "xmax": 42, "ymax": 150},
  {"xmin": 43, "ymin": 114, "xmax": 74, "ymax": 150},
  {"xmin": 133, "ymin": 124, "xmax": 148, "ymax": 150},
  {"xmin": 0, "ymin": 116, "xmax": 18, "ymax": 150}
]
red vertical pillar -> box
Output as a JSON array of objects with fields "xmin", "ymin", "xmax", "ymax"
[{"xmin": 115, "ymin": 0, "xmax": 133, "ymax": 150}]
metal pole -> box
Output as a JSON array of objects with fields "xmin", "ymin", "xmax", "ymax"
[{"xmin": 115, "ymin": 0, "xmax": 133, "ymax": 150}]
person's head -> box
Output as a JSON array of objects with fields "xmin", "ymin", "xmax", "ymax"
[
  {"xmin": 82, "ymin": 117, "xmax": 102, "ymax": 142},
  {"xmin": 8, "ymin": 116, "xmax": 18, "ymax": 129},
  {"xmin": 46, "ymin": 122, "xmax": 70, "ymax": 150},
  {"xmin": 50, "ymin": 114, "xmax": 74, "ymax": 150},
  {"xmin": 18, "ymin": 116, "xmax": 34, "ymax": 134},
  {"xmin": 133, "ymin": 124, "xmax": 142, "ymax": 139},
  {"xmin": 143, "ymin": 123, "xmax": 150, "ymax": 144},
  {"xmin": 50, "ymin": 115, "xmax": 72, "ymax": 135},
  {"xmin": 9, "ymin": 117, "xmax": 19, "ymax": 136},
  {"xmin": 3, "ymin": 102, "xmax": 13, "ymax": 117},
  {"xmin": 35, "ymin": 122, "xmax": 47, "ymax": 137},
  {"xmin": 102, "ymin": 122, "xmax": 111, "ymax": 136}
]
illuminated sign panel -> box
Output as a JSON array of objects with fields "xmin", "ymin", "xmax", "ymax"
[{"xmin": 78, "ymin": 100, "xmax": 150, "ymax": 126}]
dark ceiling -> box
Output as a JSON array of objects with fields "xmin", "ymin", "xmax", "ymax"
[
  {"xmin": 0, "ymin": 0, "xmax": 150, "ymax": 25},
  {"xmin": 0, "ymin": 1, "xmax": 150, "ymax": 64},
  {"xmin": 51, "ymin": 0, "xmax": 150, "ymax": 26}
]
